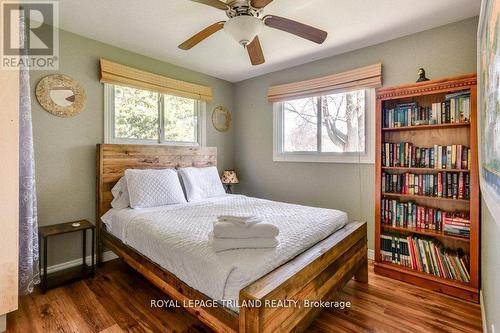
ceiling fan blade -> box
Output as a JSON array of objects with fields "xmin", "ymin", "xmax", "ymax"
[
  {"xmin": 189, "ymin": 0, "xmax": 228, "ymax": 10},
  {"xmin": 178, "ymin": 21, "xmax": 225, "ymax": 50},
  {"xmin": 263, "ymin": 15, "xmax": 327, "ymax": 44},
  {"xmin": 251, "ymin": 0, "xmax": 273, "ymax": 8},
  {"xmin": 247, "ymin": 36, "xmax": 265, "ymax": 66}
]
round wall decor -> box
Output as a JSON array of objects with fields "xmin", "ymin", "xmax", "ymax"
[
  {"xmin": 212, "ymin": 105, "xmax": 232, "ymax": 132},
  {"xmin": 35, "ymin": 74, "xmax": 86, "ymax": 117}
]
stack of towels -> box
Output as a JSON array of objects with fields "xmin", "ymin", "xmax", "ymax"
[{"xmin": 212, "ymin": 215, "xmax": 279, "ymax": 252}]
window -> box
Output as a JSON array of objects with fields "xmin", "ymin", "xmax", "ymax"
[
  {"xmin": 104, "ymin": 84, "xmax": 205, "ymax": 145},
  {"xmin": 274, "ymin": 88, "xmax": 374, "ymax": 163}
]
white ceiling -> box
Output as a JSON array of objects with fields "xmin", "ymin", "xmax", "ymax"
[{"xmin": 58, "ymin": 0, "xmax": 480, "ymax": 82}]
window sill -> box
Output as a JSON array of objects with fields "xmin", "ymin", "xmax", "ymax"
[{"xmin": 273, "ymin": 153, "xmax": 374, "ymax": 164}]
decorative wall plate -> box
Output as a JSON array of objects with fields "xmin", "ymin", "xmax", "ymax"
[
  {"xmin": 35, "ymin": 74, "xmax": 86, "ymax": 117},
  {"xmin": 212, "ymin": 105, "xmax": 232, "ymax": 132}
]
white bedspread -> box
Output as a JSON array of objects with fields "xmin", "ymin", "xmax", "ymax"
[{"xmin": 101, "ymin": 195, "xmax": 348, "ymax": 312}]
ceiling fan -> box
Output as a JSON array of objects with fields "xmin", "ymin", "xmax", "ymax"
[{"xmin": 178, "ymin": 0, "xmax": 328, "ymax": 66}]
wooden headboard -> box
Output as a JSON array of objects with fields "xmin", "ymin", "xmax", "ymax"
[{"xmin": 96, "ymin": 144, "xmax": 217, "ymax": 220}]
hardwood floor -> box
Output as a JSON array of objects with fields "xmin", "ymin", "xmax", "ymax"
[{"xmin": 7, "ymin": 259, "xmax": 482, "ymax": 333}]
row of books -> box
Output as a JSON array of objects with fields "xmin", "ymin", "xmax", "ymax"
[
  {"xmin": 383, "ymin": 103, "xmax": 429, "ymax": 128},
  {"xmin": 381, "ymin": 199, "xmax": 462, "ymax": 229},
  {"xmin": 443, "ymin": 91, "xmax": 471, "ymax": 123},
  {"xmin": 382, "ymin": 142, "xmax": 470, "ymax": 170},
  {"xmin": 382, "ymin": 91, "xmax": 470, "ymax": 128},
  {"xmin": 380, "ymin": 199, "xmax": 471, "ymax": 238},
  {"xmin": 380, "ymin": 235, "xmax": 470, "ymax": 282},
  {"xmin": 382, "ymin": 172, "xmax": 470, "ymax": 200}
]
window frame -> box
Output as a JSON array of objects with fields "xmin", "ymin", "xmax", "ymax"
[
  {"xmin": 104, "ymin": 83, "xmax": 206, "ymax": 146},
  {"xmin": 273, "ymin": 88, "xmax": 375, "ymax": 164}
]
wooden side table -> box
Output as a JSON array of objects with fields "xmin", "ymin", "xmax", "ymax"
[{"xmin": 38, "ymin": 219, "xmax": 95, "ymax": 293}]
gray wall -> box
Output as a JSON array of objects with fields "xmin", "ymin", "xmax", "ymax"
[
  {"xmin": 233, "ymin": 17, "xmax": 478, "ymax": 250},
  {"xmin": 31, "ymin": 28, "xmax": 234, "ymax": 266},
  {"xmin": 482, "ymin": 201, "xmax": 500, "ymax": 332}
]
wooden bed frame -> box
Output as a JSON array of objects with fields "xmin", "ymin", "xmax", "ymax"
[{"xmin": 96, "ymin": 144, "xmax": 368, "ymax": 333}]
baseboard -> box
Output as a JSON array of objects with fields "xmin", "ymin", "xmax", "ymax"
[
  {"xmin": 44, "ymin": 250, "xmax": 118, "ymax": 275},
  {"xmin": 368, "ymin": 248, "xmax": 374, "ymax": 260},
  {"xmin": 480, "ymin": 290, "xmax": 487, "ymax": 333},
  {"xmin": 0, "ymin": 314, "xmax": 6, "ymax": 333}
]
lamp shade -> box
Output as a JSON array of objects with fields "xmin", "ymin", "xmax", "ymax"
[
  {"xmin": 221, "ymin": 170, "xmax": 239, "ymax": 184},
  {"xmin": 224, "ymin": 16, "xmax": 262, "ymax": 46}
]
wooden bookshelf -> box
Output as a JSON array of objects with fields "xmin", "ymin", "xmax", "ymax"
[{"xmin": 374, "ymin": 74, "xmax": 479, "ymax": 303}]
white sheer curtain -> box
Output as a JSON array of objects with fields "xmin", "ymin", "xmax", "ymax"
[{"xmin": 18, "ymin": 12, "xmax": 40, "ymax": 294}]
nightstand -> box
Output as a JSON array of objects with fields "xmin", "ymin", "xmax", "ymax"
[{"xmin": 38, "ymin": 219, "xmax": 95, "ymax": 293}]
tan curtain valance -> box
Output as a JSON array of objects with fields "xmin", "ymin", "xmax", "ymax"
[
  {"xmin": 267, "ymin": 63, "xmax": 382, "ymax": 102},
  {"xmin": 99, "ymin": 59, "xmax": 213, "ymax": 102}
]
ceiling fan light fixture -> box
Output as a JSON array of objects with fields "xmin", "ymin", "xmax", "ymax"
[{"xmin": 224, "ymin": 15, "xmax": 262, "ymax": 47}]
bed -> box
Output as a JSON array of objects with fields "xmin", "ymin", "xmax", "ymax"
[{"xmin": 96, "ymin": 144, "xmax": 367, "ymax": 333}]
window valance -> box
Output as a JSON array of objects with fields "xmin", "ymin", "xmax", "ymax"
[
  {"xmin": 267, "ymin": 63, "xmax": 382, "ymax": 102},
  {"xmin": 99, "ymin": 59, "xmax": 213, "ymax": 102}
]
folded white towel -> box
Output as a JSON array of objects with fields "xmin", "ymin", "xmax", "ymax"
[
  {"xmin": 213, "ymin": 221, "xmax": 279, "ymax": 239},
  {"xmin": 217, "ymin": 215, "xmax": 262, "ymax": 226},
  {"xmin": 211, "ymin": 234, "xmax": 278, "ymax": 252}
]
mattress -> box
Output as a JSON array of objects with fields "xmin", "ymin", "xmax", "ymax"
[{"xmin": 101, "ymin": 194, "xmax": 348, "ymax": 312}]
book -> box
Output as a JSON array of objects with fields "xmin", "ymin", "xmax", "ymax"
[{"xmin": 443, "ymin": 212, "xmax": 471, "ymax": 238}]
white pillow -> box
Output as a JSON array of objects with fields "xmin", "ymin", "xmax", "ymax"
[
  {"xmin": 125, "ymin": 169, "xmax": 187, "ymax": 209},
  {"xmin": 178, "ymin": 166, "xmax": 226, "ymax": 202},
  {"xmin": 110, "ymin": 176, "xmax": 130, "ymax": 209}
]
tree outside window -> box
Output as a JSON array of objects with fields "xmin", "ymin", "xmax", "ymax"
[
  {"xmin": 110, "ymin": 85, "xmax": 200, "ymax": 144},
  {"xmin": 282, "ymin": 89, "xmax": 366, "ymax": 153}
]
